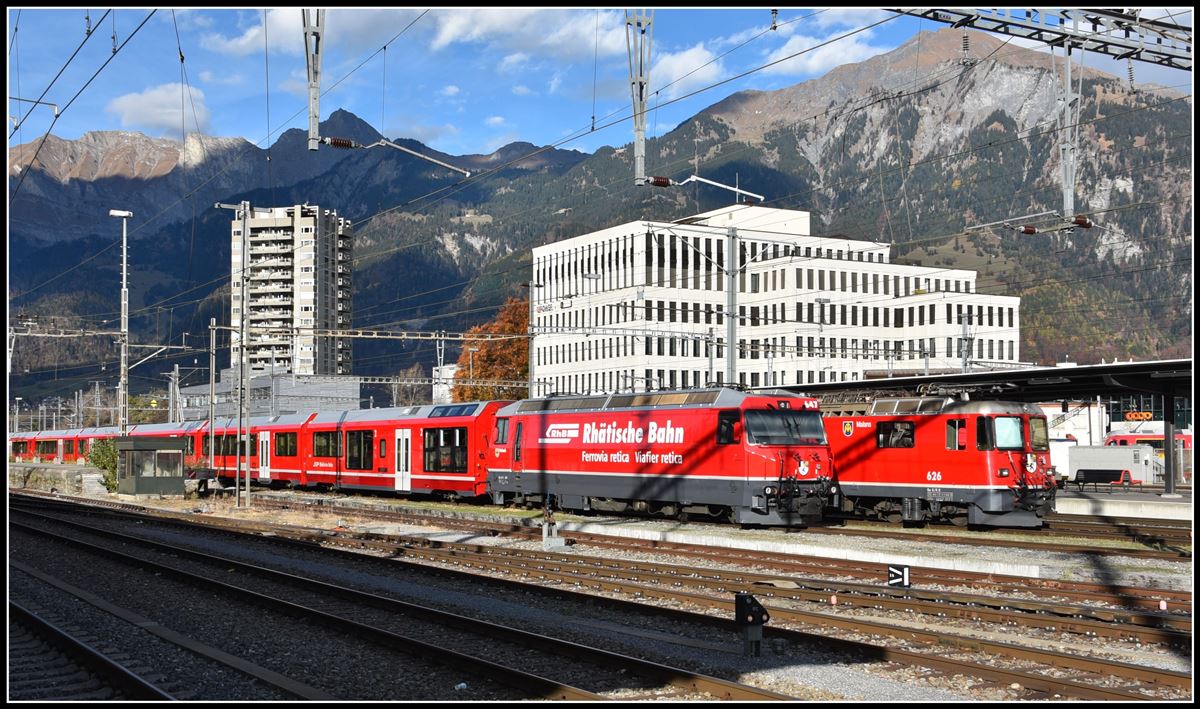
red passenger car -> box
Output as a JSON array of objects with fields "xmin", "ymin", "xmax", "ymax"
[
  {"xmin": 250, "ymin": 401, "xmax": 510, "ymax": 497},
  {"xmin": 824, "ymin": 397, "xmax": 1056, "ymax": 527},
  {"xmin": 486, "ymin": 388, "xmax": 835, "ymax": 526}
]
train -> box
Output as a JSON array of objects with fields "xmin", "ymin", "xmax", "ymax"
[
  {"xmin": 822, "ymin": 397, "xmax": 1057, "ymax": 528},
  {"xmin": 9, "ymin": 388, "xmax": 1059, "ymax": 528},
  {"xmin": 8, "ymin": 388, "xmax": 834, "ymax": 526}
]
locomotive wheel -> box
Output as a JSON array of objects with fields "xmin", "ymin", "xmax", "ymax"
[{"xmin": 948, "ymin": 515, "xmax": 969, "ymax": 527}]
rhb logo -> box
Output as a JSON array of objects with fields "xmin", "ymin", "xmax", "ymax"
[{"xmin": 538, "ymin": 424, "xmax": 580, "ymax": 444}]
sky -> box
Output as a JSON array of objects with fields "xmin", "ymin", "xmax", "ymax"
[{"xmin": 6, "ymin": 7, "xmax": 1194, "ymax": 159}]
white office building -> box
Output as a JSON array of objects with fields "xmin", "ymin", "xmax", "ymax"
[
  {"xmin": 230, "ymin": 203, "xmax": 353, "ymax": 376},
  {"xmin": 530, "ymin": 205, "xmax": 1023, "ymax": 395}
]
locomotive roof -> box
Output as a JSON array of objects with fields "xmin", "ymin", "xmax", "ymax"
[
  {"xmin": 497, "ymin": 387, "xmax": 802, "ymax": 416},
  {"xmin": 865, "ymin": 397, "xmax": 1045, "ymax": 416}
]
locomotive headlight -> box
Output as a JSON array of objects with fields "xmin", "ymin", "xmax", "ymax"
[
  {"xmin": 763, "ymin": 485, "xmax": 775, "ymax": 496},
  {"xmin": 998, "ymin": 469, "xmax": 1010, "ymax": 477},
  {"xmin": 829, "ymin": 486, "xmax": 838, "ymax": 494}
]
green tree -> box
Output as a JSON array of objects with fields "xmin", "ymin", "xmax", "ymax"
[{"xmin": 88, "ymin": 439, "xmax": 119, "ymax": 493}]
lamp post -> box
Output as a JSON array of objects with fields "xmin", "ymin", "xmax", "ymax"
[
  {"xmin": 109, "ymin": 209, "xmax": 133, "ymax": 435},
  {"xmin": 523, "ymin": 281, "xmax": 543, "ymax": 397},
  {"xmin": 467, "ymin": 346, "xmax": 480, "ymax": 382},
  {"xmin": 13, "ymin": 397, "xmax": 21, "ymax": 432}
]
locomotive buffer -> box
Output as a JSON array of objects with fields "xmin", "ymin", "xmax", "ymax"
[{"xmin": 734, "ymin": 592, "xmax": 770, "ymax": 657}]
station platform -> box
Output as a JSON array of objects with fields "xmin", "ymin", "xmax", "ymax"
[{"xmin": 1054, "ymin": 487, "xmax": 1192, "ymax": 521}]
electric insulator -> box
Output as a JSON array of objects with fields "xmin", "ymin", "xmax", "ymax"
[
  {"xmin": 1073, "ymin": 216, "xmax": 1093, "ymax": 228},
  {"xmin": 1019, "ymin": 226, "xmax": 1037, "ymax": 235},
  {"xmin": 1127, "ymin": 58, "xmax": 1137, "ymax": 92},
  {"xmin": 771, "ymin": 9, "xmax": 778, "ymax": 31},
  {"xmin": 962, "ymin": 33, "xmax": 970, "ymax": 54},
  {"xmin": 326, "ymin": 137, "xmax": 355, "ymax": 149},
  {"xmin": 649, "ymin": 176, "xmax": 673, "ymax": 187}
]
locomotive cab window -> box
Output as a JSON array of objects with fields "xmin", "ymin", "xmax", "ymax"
[
  {"xmin": 494, "ymin": 418, "xmax": 509, "ymax": 445},
  {"xmin": 877, "ymin": 421, "xmax": 915, "ymax": 448},
  {"xmin": 717, "ymin": 411, "xmax": 741, "ymax": 445},
  {"xmin": 1029, "ymin": 417, "xmax": 1049, "ymax": 451},
  {"xmin": 945, "ymin": 419, "xmax": 967, "ymax": 451},
  {"xmin": 12, "ymin": 441, "xmax": 27, "ymax": 455},
  {"xmin": 424, "ymin": 427, "xmax": 468, "ymax": 473}
]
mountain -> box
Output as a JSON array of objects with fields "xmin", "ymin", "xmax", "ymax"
[{"xmin": 8, "ymin": 28, "xmax": 1191, "ymax": 401}]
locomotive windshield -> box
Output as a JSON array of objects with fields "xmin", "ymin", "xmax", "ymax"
[
  {"xmin": 993, "ymin": 416, "xmax": 1025, "ymax": 450},
  {"xmin": 744, "ymin": 409, "xmax": 827, "ymax": 446}
]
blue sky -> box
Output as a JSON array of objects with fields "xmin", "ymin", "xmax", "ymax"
[{"xmin": 7, "ymin": 7, "xmax": 1193, "ymax": 158}]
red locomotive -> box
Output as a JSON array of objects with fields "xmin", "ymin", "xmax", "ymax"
[
  {"xmin": 486, "ymin": 388, "xmax": 835, "ymax": 525},
  {"xmin": 823, "ymin": 397, "xmax": 1057, "ymax": 528}
]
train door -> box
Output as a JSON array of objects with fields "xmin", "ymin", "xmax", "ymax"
[
  {"xmin": 512, "ymin": 422, "xmax": 524, "ymax": 476},
  {"xmin": 395, "ymin": 428, "xmax": 411, "ymax": 492},
  {"xmin": 259, "ymin": 434, "xmax": 271, "ymax": 482}
]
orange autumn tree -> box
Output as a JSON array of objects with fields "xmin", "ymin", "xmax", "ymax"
[{"xmin": 451, "ymin": 296, "xmax": 529, "ymax": 402}]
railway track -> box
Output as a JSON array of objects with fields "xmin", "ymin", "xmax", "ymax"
[
  {"xmin": 8, "ymin": 601, "xmax": 173, "ymax": 701},
  {"xmin": 10, "ymin": 492, "xmax": 1191, "ymax": 701},
  {"xmin": 10, "ymin": 503, "xmax": 790, "ymax": 701}
]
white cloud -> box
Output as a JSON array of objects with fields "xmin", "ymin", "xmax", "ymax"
[
  {"xmin": 809, "ymin": 8, "xmax": 892, "ymax": 31},
  {"xmin": 395, "ymin": 119, "xmax": 460, "ymax": 145},
  {"xmin": 548, "ymin": 70, "xmax": 565, "ymax": 95},
  {"xmin": 485, "ymin": 116, "xmax": 505, "ymax": 127},
  {"xmin": 198, "ymin": 70, "xmax": 244, "ymax": 86},
  {"xmin": 201, "ymin": 9, "xmax": 426, "ymax": 56},
  {"xmin": 441, "ymin": 85, "xmax": 461, "ymax": 97},
  {"xmin": 429, "ymin": 9, "xmax": 626, "ymax": 61},
  {"xmin": 499, "ymin": 52, "xmax": 530, "ymax": 72},
  {"xmin": 200, "ymin": 8, "xmax": 301, "ymax": 56},
  {"xmin": 106, "ymin": 84, "xmax": 211, "ymax": 135},
  {"xmin": 760, "ymin": 32, "xmax": 891, "ymax": 77},
  {"xmin": 653, "ymin": 44, "xmax": 727, "ymax": 100},
  {"xmin": 512, "ymin": 85, "xmax": 534, "ymax": 96}
]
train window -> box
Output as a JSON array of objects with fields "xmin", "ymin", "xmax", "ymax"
[
  {"xmin": 345, "ymin": 430, "xmax": 375, "ymax": 471},
  {"xmin": 976, "ymin": 419, "xmax": 995, "ymax": 451},
  {"xmin": 64, "ymin": 440, "xmax": 75, "ymax": 455},
  {"xmin": 945, "ymin": 419, "xmax": 967, "ymax": 451},
  {"xmin": 877, "ymin": 422, "xmax": 915, "ymax": 448},
  {"xmin": 424, "ymin": 427, "xmax": 468, "ymax": 473},
  {"xmin": 994, "ymin": 417, "xmax": 1025, "ymax": 450},
  {"xmin": 494, "ymin": 418, "xmax": 509, "ymax": 445},
  {"xmin": 717, "ymin": 411, "xmax": 741, "ymax": 445},
  {"xmin": 514, "ymin": 423, "xmax": 523, "ymax": 462},
  {"xmin": 11, "ymin": 441, "xmax": 27, "ymax": 455},
  {"xmin": 37, "ymin": 441, "xmax": 59, "ymax": 456},
  {"xmin": 275, "ymin": 432, "xmax": 298, "ymax": 457},
  {"xmin": 379, "ymin": 439, "xmax": 387, "ymax": 459},
  {"xmin": 313, "ymin": 431, "xmax": 341, "ymax": 458},
  {"xmin": 1029, "ymin": 418, "xmax": 1049, "ymax": 451}
]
